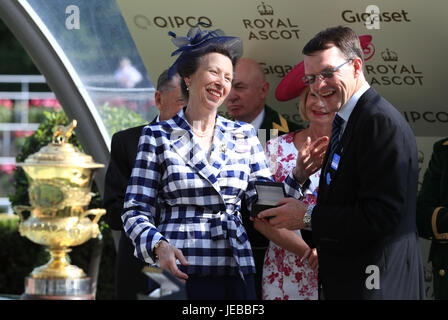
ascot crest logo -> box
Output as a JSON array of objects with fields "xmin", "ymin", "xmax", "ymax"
[
  {"xmin": 257, "ymin": 2, "xmax": 274, "ymax": 16},
  {"xmin": 241, "ymin": 2, "xmax": 300, "ymax": 40},
  {"xmin": 365, "ymin": 47, "xmax": 424, "ymax": 87},
  {"xmin": 381, "ymin": 49, "xmax": 398, "ymax": 62}
]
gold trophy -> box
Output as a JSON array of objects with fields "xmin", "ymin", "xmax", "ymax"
[{"xmin": 13, "ymin": 120, "xmax": 105, "ymax": 300}]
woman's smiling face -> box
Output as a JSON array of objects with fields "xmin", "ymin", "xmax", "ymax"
[
  {"xmin": 305, "ymin": 90, "xmax": 335, "ymax": 126},
  {"xmin": 185, "ymin": 52, "xmax": 233, "ymax": 110}
]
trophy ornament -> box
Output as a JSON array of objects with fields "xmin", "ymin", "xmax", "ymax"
[
  {"xmin": 52, "ymin": 119, "xmax": 77, "ymax": 145},
  {"xmin": 13, "ymin": 119, "xmax": 105, "ymax": 299}
]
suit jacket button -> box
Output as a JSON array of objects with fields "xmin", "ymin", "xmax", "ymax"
[{"xmin": 439, "ymin": 269, "xmax": 446, "ymax": 277}]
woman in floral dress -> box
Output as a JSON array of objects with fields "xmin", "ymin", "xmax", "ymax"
[{"xmin": 257, "ymin": 85, "xmax": 335, "ymax": 300}]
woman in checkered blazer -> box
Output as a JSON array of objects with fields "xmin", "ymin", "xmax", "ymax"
[{"xmin": 122, "ymin": 26, "xmax": 303, "ymax": 300}]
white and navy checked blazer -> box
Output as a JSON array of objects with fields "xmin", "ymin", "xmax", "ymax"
[{"xmin": 122, "ymin": 108, "xmax": 303, "ymax": 278}]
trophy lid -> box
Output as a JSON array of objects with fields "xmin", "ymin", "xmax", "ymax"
[{"xmin": 16, "ymin": 120, "xmax": 104, "ymax": 169}]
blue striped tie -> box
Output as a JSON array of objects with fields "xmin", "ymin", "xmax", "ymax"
[{"xmin": 328, "ymin": 114, "xmax": 344, "ymax": 159}]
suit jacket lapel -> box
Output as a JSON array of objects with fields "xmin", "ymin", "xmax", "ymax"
[
  {"xmin": 168, "ymin": 111, "xmax": 225, "ymax": 200},
  {"xmin": 318, "ymin": 87, "xmax": 377, "ymax": 203}
]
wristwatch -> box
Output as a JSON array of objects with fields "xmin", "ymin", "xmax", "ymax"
[{"xmin": 303, "ymin": 204, "xmax": 315, "ymax": 229}]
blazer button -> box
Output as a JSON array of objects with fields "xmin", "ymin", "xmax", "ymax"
[{"xmin": 439, "ymin": 269, "xmax": 446, "ymax": 277}]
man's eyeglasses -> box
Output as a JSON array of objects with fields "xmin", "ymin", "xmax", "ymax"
[{"xmin": 302, "ymin": 59, "xmax": 353, "ymax": 85}]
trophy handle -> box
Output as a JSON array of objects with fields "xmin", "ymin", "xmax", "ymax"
[
  {"xmin": 82, "ymin": 208, "xmax": 106, "ymax": 225},
  {"xmin": 13, "ymin": 205, "xmax": 33, "ymax": 222}
]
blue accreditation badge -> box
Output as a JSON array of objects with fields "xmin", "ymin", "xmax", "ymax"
[
  {"xmin": 331, "ymin": 153, "xmax": 340, "ymax": 171},
  {"xmin": 326, "ymin": 172, "xmax": 331, "ymax": 185}
]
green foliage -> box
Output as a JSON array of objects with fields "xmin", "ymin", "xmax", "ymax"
[
  {"xmin": 28, "ymin": 106, "xmax": 49, "ymax": 123},
  {"xmin": 0, "ymin": 214, "xmax": 49, "ymax": 295},
  {"xmin": 0, "ymin": 169, "xmax": 14, "ymax": 198},
  {"xmin": 0, "ymin": 106, "xmax": 13, "ymax": 122},
  {"xmin": 0, "ymin": 20, "xmax": 40, "ymax": 75},
  {"xmin": 97, "ymin": 103, "xmax": 146, "ymax": 137},
  {"xmin": 70, "ymin": 226, "xmax": 115, "ymax": 300}
]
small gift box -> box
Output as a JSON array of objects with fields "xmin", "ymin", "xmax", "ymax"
[{"xmin": 251, "ymin": 181, "xmax": 285, "ymax": 218}]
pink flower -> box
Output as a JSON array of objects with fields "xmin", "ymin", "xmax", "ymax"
[
  {"xmin": 1, "ymin": 164, "xmax": 16, "ymax": 174},
  {"xmin": 29, "ymin": 99, "xmax": 42, "ymax": 107},
  {"xmin": 0, "ymin": 99, "xmax": 13, "ymax": 108},
  {"xmin": 13, "ymin": 130, "xmax": 33, "ymax": 138},
  {"xmin": 29, "ymin": 98, "xmax": 61, "ymax": 109}
]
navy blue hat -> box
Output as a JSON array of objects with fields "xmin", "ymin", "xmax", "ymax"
[{"xmin": 168, "ymin": 24, "xmax": 243, "ymax": 76}]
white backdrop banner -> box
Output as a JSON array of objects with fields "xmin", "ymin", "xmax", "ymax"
[{"xmin": 117, "ymin": 0, "xmax": 447, "ymax": 137}]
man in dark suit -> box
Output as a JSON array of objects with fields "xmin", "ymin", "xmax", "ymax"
[
  {"xmin": 258, "ymin": 26, "xmax": 425, "ymax": 299},
  {"xmin": 224, "ymin": 57, "xmax": 304, "ymax": 299},
  {"xmin": 416, "ymin": 137, "xmax": 448, "ymax": 299},
  {"xmin": 103, "ymin": 69, "xmax": 185, "ymax": 299}
]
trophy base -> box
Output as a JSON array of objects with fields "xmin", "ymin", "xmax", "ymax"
[
  {"xmin": 21, "ymin": 293, "xmax": 94, "ymax": 300},
  {"xmin": 30, "ymin": 248, "xmax": 86, "ymax": 279},
  {"xmin": 21, "ymin": 277, "xmax": 94, "ymax": 300}
]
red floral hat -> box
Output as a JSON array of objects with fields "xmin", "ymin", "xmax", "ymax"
[{"xmin": 275, "ymin": 35, "xmax": 374, "ymax": 102}]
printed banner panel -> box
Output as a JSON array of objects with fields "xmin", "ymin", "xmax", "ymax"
[{"xmin": 117, "ymin": 0, "xmax": 448, "ymax": 137}]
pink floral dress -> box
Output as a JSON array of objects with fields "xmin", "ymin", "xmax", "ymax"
[{"xmin": 262, "ymin": 131, "xmax": 319, "ymax": 300}]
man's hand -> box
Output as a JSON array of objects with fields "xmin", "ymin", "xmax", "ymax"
[
  {"xmin": 257, "ymin": 197, "xmax": 308, "ymax": 230},
  {"xmin": 293, "ymin": 136, "xmax": 329, "ymax": 184}
]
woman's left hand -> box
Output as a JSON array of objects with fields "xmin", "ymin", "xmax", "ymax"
[{"xmin": 301, "ymin": 248, "xmax": 318, "ymax": 273}]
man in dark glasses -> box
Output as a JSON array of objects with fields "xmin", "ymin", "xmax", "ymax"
[
  {"xmin": 301, "ymin": 58, "xmax": 353, "ymax": 86},
  {"xmin": 258, "ymin": 25, "xmax": 425, "ymax": 300}
]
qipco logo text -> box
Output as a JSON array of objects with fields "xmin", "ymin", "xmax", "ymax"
[{"xmin": 134, "ymin": 15, "xmax": 213, "ymax": 29}]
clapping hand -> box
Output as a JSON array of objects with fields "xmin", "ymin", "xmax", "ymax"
[{"xmin": 293, "ymin": 136, "xmax": 329, "ymax": 184}]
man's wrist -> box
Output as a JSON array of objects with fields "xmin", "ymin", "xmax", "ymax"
[{"xmin": 303, "ymin": 204, "xmax": 315, "ymax": 229}]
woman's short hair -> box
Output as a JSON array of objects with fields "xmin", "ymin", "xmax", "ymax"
[{"xmin": 176, "ymin": 45, "xmax": 238, "ymax": 98}]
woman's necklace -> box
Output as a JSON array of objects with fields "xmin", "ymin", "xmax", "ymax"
[
  {"xmin": 190, "ymin": 124, "xmax": 214, "ymax": 155},
  {"xmin": 191, "ymin": 125, "xmax": 214, "ymax": 137},
  {"xmin": 184, "ymin": 108, "xmax": 215, "ymax": 140}
]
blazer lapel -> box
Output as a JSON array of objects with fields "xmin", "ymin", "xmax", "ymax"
[
  {"xmin": 208, "ymin": 117, "xmax": 235, "ymax": 175},
  {"xmin": 318, "ymin": 88, "xmax": 375, "ymax": 203},
  {"xmin": 168, "ymin": 112, "xmax": 225, "ymax": 200},
  {"xmin": 335, "ymin": 88, "xmax": 377, "ymax": 160}
]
